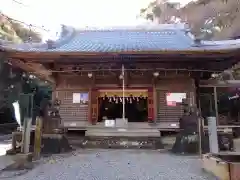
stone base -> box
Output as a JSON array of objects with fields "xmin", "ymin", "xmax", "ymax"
[
  {"xmin": 6, "ymin": 148, "xmax": 21, "ymax": 155},
  {"xmin": 171, "ymin": 132, "xmax": 199, "ymax": 154},
  {"xmin": 203, "ymin": 132, "xmax": 234, "ymax": 152},
  {"xmin": 7, "ymin": 133, "xmax": 72, "ymax": 155},
  {"xmin": 8, "ymin": 153, "xmax": 33, "ymax": 170},
  {"xmin": 171, "ymin": 131, "xmax": 234, "ymax": 155},
  {"xmin": 41, "ymin": 134, "xmax": 72, "ymax": 154},
  {"xmin": 69, "ymin": 136, "xmax": 164, "ymax": 149},
  {"xmin": 85, "ymin": 128, "xmax": 160, "ymax": 137}
]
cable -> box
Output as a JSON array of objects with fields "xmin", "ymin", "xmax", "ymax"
[
  {"xmin": 12, "ymin": 0, "xmax": 28, "ymax": 7},
  {"xmin": 1, "ymin": 0, "xmax": 65, "ymax": 44},
  {"xmin": 0, "ymin": 12, "xmax": 50, "ymax": 32}
]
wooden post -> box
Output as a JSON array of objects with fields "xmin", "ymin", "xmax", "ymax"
[
  {"xmin": 91, "ymin": 88, "xmax": 98, "ymax": 124},
  {"xmin": 21, "ymin": 117, "xmax": 32, "ymax": 154},
  {"xmin": 34, "ymin": 117, "xmax": 42, "ymax": 159},
  {"xmin": 198, "ymin": 116, "xmax": 203, "ymax": 158},
  {"xmin": 88, "ymin": 87, "xmax": 92, "ymax": 124},
  {"xmin": 148, "ymin": 87, "xmax": 154, "ymax": 122},
  {"xmin": 19, "ymin": 93, "xmax": 33, "ymax": 154},
  {"xmin": 213, "ymin": 86, "xmax": 219, "ymax": 125}
]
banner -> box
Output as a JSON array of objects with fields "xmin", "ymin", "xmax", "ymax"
[
  {"xmin": 73, "ymin": 93, "xmax": 89, "ymax": 105},
  {"xmin": 166, "ymin": 93, "xmax": 186, "ymax": 106}
]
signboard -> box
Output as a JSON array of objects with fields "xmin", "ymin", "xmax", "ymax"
[
  {"xmin": 105, "ymin": 120, "xmax": 115, "ymax": 127},
  {"xmin": 166, "ymin": 93, "xmax": 186, "ymax": 106},
  {"xmin": 73, "ymin": 93, "xmax": 89, "ymax": 105}
]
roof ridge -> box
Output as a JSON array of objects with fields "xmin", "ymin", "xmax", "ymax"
[
  {"xmin": 47, "ymin": 26, "xmax": 76, "ymax": 49},
  {"xmin": 74, "ymin": 23, "xmax": 189, "ymax": 31}
]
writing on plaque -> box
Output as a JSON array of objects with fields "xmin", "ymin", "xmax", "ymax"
[{"xmin": 105, "ymin": 120, "xmax": 115, "ymax": 127}]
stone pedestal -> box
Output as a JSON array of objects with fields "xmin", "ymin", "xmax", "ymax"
[
  {"xmin": 171, "ymin": 130, "xmax": 234, "ymax": 155},
  {"xmin": 41, "ymin": 134, "xmax": 72, "ymax": 154},
  {"xmin": 171, "ymin": 131, "xmax": 199, "ymax": 154},
  {"xmin": 9, "ymin": 153, "xmax": 33, "ymax": 170}
]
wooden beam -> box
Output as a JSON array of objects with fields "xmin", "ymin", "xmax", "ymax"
[
  {"xmin": 6, "ymin": 50, "xmax": 239, "ymax": 63},
  {"xmin": 5, "ymin": 48, "xmax": 240, "ymax": 59},
  {"xmin": 200, "ymin": 79, "xmax": 240, "ymax": 87},
  {"xmin": 8, "ymin": 59, "xmax": 55, "ymax": 84}
]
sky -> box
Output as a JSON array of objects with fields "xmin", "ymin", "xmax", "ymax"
[{"xmin": 1, "ymin": 0, "xmax": 193, "ymax": 40}]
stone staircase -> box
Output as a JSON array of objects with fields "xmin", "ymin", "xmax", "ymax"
[{"xmin": 68, "ymin": 128, "xmax": 164, "ymax": 149}]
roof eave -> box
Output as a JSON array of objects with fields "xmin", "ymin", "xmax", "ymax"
[{"xmin": 3, "ymin": 47, "xmax": 240, "ymax": 58}]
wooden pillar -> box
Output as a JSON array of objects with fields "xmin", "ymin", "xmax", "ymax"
[
  {"xmin": 88, "ymin": 87, "xmax": 92, "ymax": 124},
  {"xmin": 148, "ymin": 87, "xmax": 154, "ymax": 122},
  {"xmin": 90, "ymin": 88, "xmax": 98, "ymax": 125},
  {"xmin": 213, "ymin": 86, "xmax": 219, "ymax": 125},
  {"xmin": 153, "ymin": 84, "xmax": 157, "ymax": 121}
]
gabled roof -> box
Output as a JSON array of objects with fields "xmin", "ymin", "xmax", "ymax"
[{"xmin": 2, "ymin": 24, "xmax": 240, "ymax": 53}]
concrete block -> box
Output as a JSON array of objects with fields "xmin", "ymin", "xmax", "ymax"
[{"xmin": 202, "ymin": 153, "xmax": 230, "ymax": 180}]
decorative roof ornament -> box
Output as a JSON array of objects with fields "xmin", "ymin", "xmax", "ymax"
[
  {"xmin": 194, "ymin": 38, "xmax": 202, "ymax": 46},
  {"xmin": 46, "ymin": 40, "xmax": 55, "ymax": 49},
  {"xmin": 28, "ymin": 24, "xmax": 32, "ymax": 43}
]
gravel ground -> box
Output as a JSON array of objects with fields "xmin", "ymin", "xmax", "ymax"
[{"xmin": 0, "ymin": 149, "xmax": 216, "ymax": 180}]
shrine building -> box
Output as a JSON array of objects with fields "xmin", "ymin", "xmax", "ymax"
[{"xmin": 1, "ymin": 24, "xmax": 240, "ymax": 133}]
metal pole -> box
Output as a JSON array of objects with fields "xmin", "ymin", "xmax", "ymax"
[
  {"xmin": 213, "ymin": 87, "xmax": 219, "ymax": 125},
  {"xmin": 122, "ymin": 64, "xmax": 125, "ymax": 122}
]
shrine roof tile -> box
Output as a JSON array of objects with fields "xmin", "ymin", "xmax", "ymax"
[
  {"xmin": 1, "ymin": 25, "xmax": 240, "ymax": 53},
  {"xmin": 47, "ymin": 29, "xmax": 194, "ymax": 52}
]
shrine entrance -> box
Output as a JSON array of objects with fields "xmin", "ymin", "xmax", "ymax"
[{"xmin": 98, "ymin": 89, "xmax": 148, "ymax": 122}]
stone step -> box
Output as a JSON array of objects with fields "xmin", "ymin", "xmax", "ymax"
[
  {"xmin": 85, "ymin": 128, "xmax": 160, "ymax": 137},
  {"xmin": 68, "ymin": 136, "xmax": 164, "ymax": 149}
]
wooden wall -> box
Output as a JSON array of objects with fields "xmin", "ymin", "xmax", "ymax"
[
  {"xmin": 55, "ymin": 75, "xmax": 91, "ymax": 127},
  {"xmin": 155, "ymin": 77, "xmax": 196, "ymax": 123},
  {"xmin": 53, "ymin": 73, "xmax": 196, "ymax": 127}
]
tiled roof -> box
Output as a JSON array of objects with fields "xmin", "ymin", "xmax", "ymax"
[
  {"xmin": 49, "ymin": 29, "xmax": 194, "ymax": 52},
  {"xmin": 1, "ymin": 24, "xmax": 240, "ymax": 52}
]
